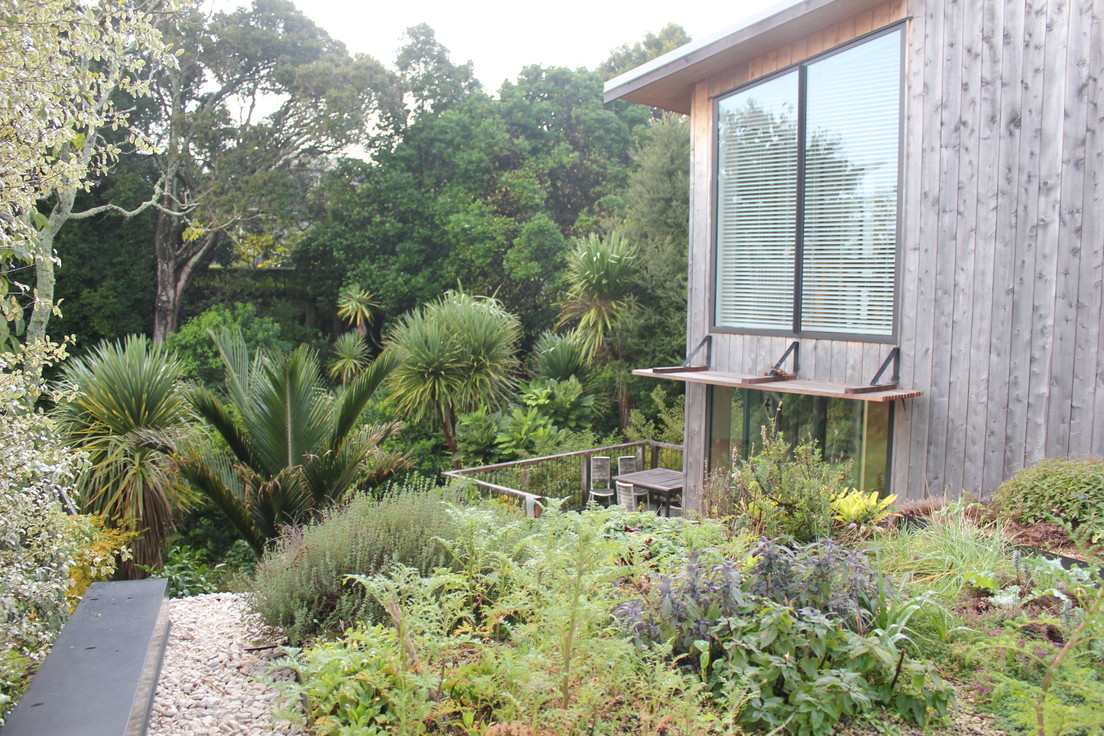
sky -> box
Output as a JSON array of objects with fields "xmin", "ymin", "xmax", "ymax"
[{"xmin": 215, "ymin": 0, "xmax": 785, "ymax": 91}]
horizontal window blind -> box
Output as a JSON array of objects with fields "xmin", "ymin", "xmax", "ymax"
[
  {"xmin": 712, "ymin": 28, "xmax": 902, "ymax": 339},
  {"xmin": 801, "ymin": 30, "xmax": 901, "ymax": 336},
  {"xmin": 715, "ymin": 72, "xmax": 798, "ymax": 331}
]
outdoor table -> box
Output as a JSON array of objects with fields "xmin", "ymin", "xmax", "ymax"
[{"xmin": 611, "ymin": 467, "xmax": 684, "ymax": 516}]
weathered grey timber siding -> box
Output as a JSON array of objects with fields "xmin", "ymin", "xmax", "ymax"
[{"xmin": 680, "ymin": 0, "xmax": 1104, "ymax": 505}]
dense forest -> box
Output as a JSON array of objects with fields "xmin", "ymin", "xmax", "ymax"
[{"xmin": 41, "ymin": 0, "xmax": 692, "ymax": 450}]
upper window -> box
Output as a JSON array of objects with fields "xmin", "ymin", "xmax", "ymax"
[{"xmin": 713, "ymin": 28, "xmax": 903, "ymax": 338}]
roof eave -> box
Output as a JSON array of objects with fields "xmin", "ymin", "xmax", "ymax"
[{"xmin": 604, "ymin": 0, "xmax": 891, "ymax": 113}]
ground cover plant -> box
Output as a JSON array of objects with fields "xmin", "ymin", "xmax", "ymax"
[
  {"xmin": 992, "ymin": 457, "xmax": 1104, "ymax": 547},
  {"xmin": 265, "ymin": 500, "xmax": 961, "ymax": 735}
]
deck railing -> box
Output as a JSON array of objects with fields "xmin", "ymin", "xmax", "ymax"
[{"xmin": 442, "ymin": 440, "xmax": 683, "ymax": 516}]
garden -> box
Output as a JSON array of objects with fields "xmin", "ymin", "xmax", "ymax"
[
  {"xmin": 2, "ymin": 1, "xmax": 1103, "ymax": 734},
  {"xmin": 232, "ymin": 431, "xmax": 1102, "ymax": 736}
]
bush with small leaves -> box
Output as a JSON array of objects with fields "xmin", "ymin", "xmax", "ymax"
[
  {"xmin": 993, "ymin": 457, "xmax": 1104, "ymax": 544},
  {"xmin": 0, "ymin": 341, "xmax": 87, "ymax": 724},
  {"xmin": 250, "ymin": 480, "xmax": 470, "ymax": 644},
  {"xmin": 704, "ymin": 425, "xmax": 852, "ymax": 543}
]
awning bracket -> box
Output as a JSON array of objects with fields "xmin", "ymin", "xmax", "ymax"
[
  {"xmin": 869, "ymin": 347, "xmax": 900, "ymax": 386},
  {"xmin": 767, "ymin": 341, "xmax": 800, "ymax": 378},
  {"xmin": 681, "ymin": 334, "xmax": 712, "ymax": 368}
]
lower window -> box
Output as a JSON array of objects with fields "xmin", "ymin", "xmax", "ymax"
[{"xmin": 708, "ymin": 387, "xmax": 891, "ymax": 493}]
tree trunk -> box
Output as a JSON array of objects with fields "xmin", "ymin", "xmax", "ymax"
[
  {"xmin": 26, "ymin": 188, "xmax": 77, "ymax": 344},
  {"xmin": 152, "ymin": 208, "xmax": 218, "ymax": 343},
  {"xmin": 152, "ymin": 209, "xmax": 179, "ymax": 343}
]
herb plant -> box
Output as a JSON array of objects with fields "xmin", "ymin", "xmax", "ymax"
[{"xmin": 617, "ymin": 540, "xmax": 953, "ymax": 735}]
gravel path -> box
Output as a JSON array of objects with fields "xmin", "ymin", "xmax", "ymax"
[{"xmin": 148, "ymin": 593, "xmax": 301, "ymax": 736}]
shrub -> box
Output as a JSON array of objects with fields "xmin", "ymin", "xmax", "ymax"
[
  {"xmin": 278, "ymin": 506, "xmax": 706, "ymax": 735},
  {"xmin": 0, "ymin": 341, "xmax": 87, "ymax": 724},
  {"xmin": 250, "ymin": 480, "xmax": 471, "ymax": 644},
  {"xmin": 993, "ymin": 457, "xmax": 1104, "ymax": 544},
  {"xmin": 139, "ymin": 545, "xmax": 222, "ymax": 597},
  {"xmin": 703, "ymin": 425, "xmax": 850, "ymax": 542},
  {"xmin": 617, "ymin": 540, "xmax": 953, "ymax": 736},
  {"xmin": 164, "ymin": 302, "xmax": 289, "ymax": 386},
  {"xmin": 66, "ymin": 515, "xmax": 135, "ymax": 602}
]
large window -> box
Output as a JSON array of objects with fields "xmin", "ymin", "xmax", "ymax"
[
  {"xmin": 709, "ymin": 388, "xmax": 892, "ymax": 492},
  {"xmin": 714, "ymin": 28, "xmax": 903, "ymax": 338}
]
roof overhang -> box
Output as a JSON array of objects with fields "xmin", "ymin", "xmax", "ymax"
[{"xmin": 604, "ymin": 0, "xmax": 893, "ymax": 114}]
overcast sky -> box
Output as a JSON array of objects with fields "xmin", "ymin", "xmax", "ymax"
[{"xmin": 216, "ymin": 0, "xmax": 785, "ymax": 90}]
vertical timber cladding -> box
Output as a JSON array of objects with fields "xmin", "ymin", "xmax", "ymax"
[
  {"xmin": 683, "ymin": 0, "xmax": 909, "ymax": 510},
  {"xmin": 896, "ymin": 0, "xmax": 1104, "ymax": 500},
  {"xmin": 685, "ymin": 0, "xmax": 1104, "ymax": 505}
]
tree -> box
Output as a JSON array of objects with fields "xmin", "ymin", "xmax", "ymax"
[
  {"xmin": 0, "ymin": 0, "xmax": 179, "ymax": 344},
  {"xmin": 396, "ymin": 23, "xmax": 480, "ymax": 118},
  {"xmin": 385, "ymin": 291, "xmax": 520, "ymax": 453},
  {"xmin": 54, "ymin": 336, "xmax": 194, "ymax": 570},
  {"xmin": 177, "ymin": 330, "xmax": 408, "ymax": 553},
  {"xmin": 329, "ymin": 332, "xmax": 369, "ymax": 384},
  {"xmin": 557, "ymin": 231, "xmax": 640, "ymax": 360},
  {"xmin": 598, "ymin": 23, "xmax": 692, "ymax": 81},
  {"xmin": 336, "ymin": 285, "xmax": 380, "ymax": 339},
  {"xmin": 615, "ymin": 114, "xmax": 691, "ymax": 368},
  {"xmin": 145, "ymin": 0, "xmax": 403, "ymax": 340}
]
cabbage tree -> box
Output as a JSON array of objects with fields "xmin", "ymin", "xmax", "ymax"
[
  {"xmin": 54, "ymin": 335, "xmax": 194, "ymax": 569},
  {"xmin": 385, "ymin": 291, "xmax": 520, "ymax": 452}
]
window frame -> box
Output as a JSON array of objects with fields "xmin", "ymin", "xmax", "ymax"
[{"xmin": 709, "ymin": 24, "xmax": 906, "ymax": 343}]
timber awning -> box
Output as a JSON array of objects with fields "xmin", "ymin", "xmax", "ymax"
[{"xmin": 632, "ymin": 367, "xmax": 922, "ymax": 402}]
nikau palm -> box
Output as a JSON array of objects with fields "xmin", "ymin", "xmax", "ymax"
[
  {"xmin": 177, "ymin": 330, "xmax": 409, "ymax": 554},
  {"xmin": 54, "ymin": 336, "xmax": 194, "ymax": 570}
]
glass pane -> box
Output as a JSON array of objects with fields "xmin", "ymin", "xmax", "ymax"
[
  {"xmin": 715, "ymin": 72, "xmax": 798, "ymax": 330},
  {"xmin": 801, "ymin": 30, "xmax": 901, "ymax": 336},
  {"xmin": 708, "ymin": 388, "xmax": 891, "ymax": 493}
]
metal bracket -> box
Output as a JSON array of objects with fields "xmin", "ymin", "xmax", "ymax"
[
  {"xmin": 768, "ymin": 341, "xmax": 800, "ymax": 377},
  {"xmin": 869, "ymin": 347, "xmax": 900, "ymax": 386},
  {"xmin": 681, "ymin": 334, "xmax": 712, "ymax": 369}
]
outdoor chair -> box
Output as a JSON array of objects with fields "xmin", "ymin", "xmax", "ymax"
[
  {"xmin": 615, "ymin": 480, "xmax": 638, "ymax": 510},
  {"xmin": 617, "ymin": 455, "xmax": 638, "ymax": 475},
  {"xmin": 588, "ymin": 456, "xmax": 614, "ymax": 507}
]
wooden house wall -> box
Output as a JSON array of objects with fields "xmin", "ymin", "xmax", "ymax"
[{"xmin": 682, "ymin": 0, "xmax": 1104, "ymax": 507}]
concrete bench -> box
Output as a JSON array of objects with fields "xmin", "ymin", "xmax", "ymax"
[{"xmin": 2, "ymin": 578, "xmax": 170, "ymax": 736}]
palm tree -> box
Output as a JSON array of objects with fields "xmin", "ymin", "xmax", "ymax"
[
  {"xmin": 386, "ymin": 291, "xmax": 520, "ymax": 453},
  {"xmin": 531, "ymin": 330, "xmax": 590, "ymax": 383},
  {"xmin": 176, "ymin": 330, "xmax": 409, "ymax": 554},
  {"xmin": 54, "ymin": 335, "xmax": 194, "ymax": 570},
  {"xmin": 329, "ymin": 332, "xmax": 369, "ymax": 384},
  {"xmin": 557, "ymin": 231, "xmax": 639, "ymax": 359},
  {"xmin": 336, "ymin": 285, "xmax": 381, "ymax": 339}
]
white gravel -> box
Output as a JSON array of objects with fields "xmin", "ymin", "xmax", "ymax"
[{"xmin": 147, "ymin": 593, "xmax": 302, "ymax": 736}]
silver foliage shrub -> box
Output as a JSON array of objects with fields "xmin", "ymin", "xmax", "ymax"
[{"xmin": 0, "ymin": 341, "xmax": 87, "ymax": 722}]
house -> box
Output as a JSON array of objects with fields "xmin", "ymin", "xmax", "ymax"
[{"xmin": 604, "ymin": 0, "xmax": 1103, "ymax": 510}]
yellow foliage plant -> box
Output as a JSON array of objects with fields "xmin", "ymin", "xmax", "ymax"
[
  {"xmin": 831, "ymin": 489, "xmax": 897, "ymax": 537},
  {"xmin": 65, "ymin": 515, "xmax": 137, "ymax": 608}
]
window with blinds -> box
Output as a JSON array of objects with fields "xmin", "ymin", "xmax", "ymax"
[{"xmin": 713, "ymin": 28, "xmax": 902, "ymax": 338}]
